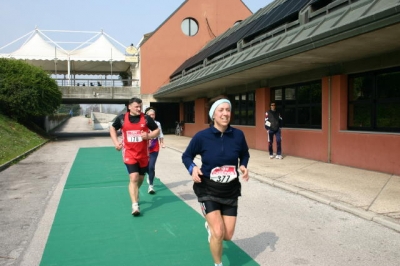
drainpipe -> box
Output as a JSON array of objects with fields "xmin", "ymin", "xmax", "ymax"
[{"xmin": 328, "ymin": 76, "xmax": 332, "ymax": 163}]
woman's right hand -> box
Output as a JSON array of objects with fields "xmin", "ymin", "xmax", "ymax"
[{"xmin": 115, "ymin": 142, "xmax": 122, "ymax": 151}]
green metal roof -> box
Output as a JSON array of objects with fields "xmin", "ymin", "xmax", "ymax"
[{"xmin": 155, "ymin": 0, "xmax": 400, "ymax": 99}]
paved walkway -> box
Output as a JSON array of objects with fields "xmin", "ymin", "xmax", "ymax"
[
  {"xmin": 1, "ymin": 116, "xmax": 399, "ymax": 265},
  {"xmin": 164, "ymin": 135, "xmax": 400, "ymax": 233}
]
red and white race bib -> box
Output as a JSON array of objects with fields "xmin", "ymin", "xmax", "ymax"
[
  {"xmin": 210, "ymin": 165, "xmax": 238, "ymax": 183},
  {"xmin": 126, "ymin": 130, "xmax": 142, "ymax": 143}
]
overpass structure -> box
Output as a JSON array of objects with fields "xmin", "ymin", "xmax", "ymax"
[
  {"xmin": 0, "ymin": 28, "xmax": 142, "ymax": 105},
  {"xmin": 57, "ymin": 79, "xmax": 141, "ymax": 104},
  {"xmin": 59, "ymin": 85, "xmax": 140, "ymax": 104}
]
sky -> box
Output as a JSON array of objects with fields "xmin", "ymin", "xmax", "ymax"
[{"xmin": 0, "ymin": 0, "xmax": 273, "ymax": 53}]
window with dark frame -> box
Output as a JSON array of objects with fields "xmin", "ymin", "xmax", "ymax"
[
  {"xmin": 183, "ymin": 101, "xmax": 195, "ymax": 123},
  {"xmin": 348, "ymin": 67, "xmax": 400, "ymax": 132},
  {"xmin": 272, "ymin": 81, "xmax": 322, "ymax": 129},
  {"xmin": 228, "ymin": 91, "xmax": 255, "ymax": 126}
]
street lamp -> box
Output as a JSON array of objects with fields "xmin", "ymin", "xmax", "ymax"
[{"xmin": 110, "ymin": 48, "xmax": 113, "ymax": 78}]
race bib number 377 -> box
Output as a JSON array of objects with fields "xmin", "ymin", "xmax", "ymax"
[{"xmin": 210, "ymin": 165, "xmax": 238, "ymax": 183}]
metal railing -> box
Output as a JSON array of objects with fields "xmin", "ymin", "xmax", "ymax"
[{"xmin": 54, "ymin": 78, "xmax": 139, "ymax": 87}]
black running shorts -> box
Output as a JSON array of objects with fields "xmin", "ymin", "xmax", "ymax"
[
  {"xmin": 125, "ymin": 163, "xmax": 148, "ymax": 175},
  {"xmin": 199, "ymin": 201, "xmax": 238, "ymax": 216}
]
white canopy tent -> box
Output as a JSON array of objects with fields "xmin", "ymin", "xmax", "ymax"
[
  {"xmin": 69, "ymin": 34, "xmax": 129, "ymax": 75},
  {"xmin": 0, "ymin": 28, "xmax": 134, "ymax": 82}
]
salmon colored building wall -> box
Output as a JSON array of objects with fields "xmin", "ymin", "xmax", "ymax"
[
  {"xmin": 250, "ymin": 85, "xmax": 328, "ymax": 161},
  {"xmin": 182, "ymin": 74, "xmax": 400, "ymax": 175},
  {"xmin": 329, "ymin": 75, "xmax": 400, "ymax": 175},
  {"xmin": 278, "ymin": 78, "xmax": 329, "ymax": 162},
  {"xmin": 140, "ymin": 0, "xmax": 252, "ymax": 95},
  {"xmin": 253, "ymin": 88, "xmax": 269, "ymax": 150},
  {"xmin": 181, "ymin": 98, "xmax": 209, "ymax": 136}
]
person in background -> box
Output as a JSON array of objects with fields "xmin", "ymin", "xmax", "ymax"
[
  {"xmin": 110, "ymin": 97, "xmax": 160, "ymax": 216},
  {"xmin": 265, "ymin": 101, "xmax": 283, "ymax": 159},
  {"xmin": 144, "ymin": 106, "xmax": 165, "ymax": 194},
  {"xmin": 182, "ymin": 96, "xmax": 250, "ymax": 266}
]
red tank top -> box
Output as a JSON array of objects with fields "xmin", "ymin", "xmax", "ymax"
[
  {"xmin": 148, "ymin": 138, "xmax": 159, "ymax": 153},
  {"xmin": 121, "ymin": 112, "xmax": 149, "ymax": 165}
]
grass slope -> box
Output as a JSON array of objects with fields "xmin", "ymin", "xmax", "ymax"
[{"xmin": 0, "ymin": 113, "xmax": 48, "ymax": 165}]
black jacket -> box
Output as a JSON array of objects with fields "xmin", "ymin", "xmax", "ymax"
[{"xmin": 265, "ymin": 110, "xmax": 282, "ymax": 131}]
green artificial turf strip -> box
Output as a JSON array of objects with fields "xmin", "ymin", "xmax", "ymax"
[{"xmin": 40, "ymin": 147, "xmax": 259, "ymax": 266}]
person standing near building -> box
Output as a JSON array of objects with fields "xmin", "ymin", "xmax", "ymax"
[
  {"xmin": 110, "ymin": 97, "xmax": 160, "ymax": 216},
  {"xmin": 144, "ymin": 106, "xmax": 165, "ymax": 194},
  {"xmin": 182, "ymin": 96, "xmax": 250, "ymax": 266},
  {"xmin": 265, "ymin": 101, "xmax": 283, "ymax": 159}
]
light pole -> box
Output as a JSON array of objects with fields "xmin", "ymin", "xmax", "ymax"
[
  {"xmin": 54, "ymin": 46, "xmax": 58, "ymax": 78},
  {"xmin": 110, "ymin": 48, "xmax": 113, "ymax": 81}
]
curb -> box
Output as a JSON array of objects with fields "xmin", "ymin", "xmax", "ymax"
[
  {"xmin": 167, "ymin": 147, "xmax": 400, "ymax": 233},
  {"xmin": 0, "ymin": 141, "xmax": 49, "ymax": 172},
  {"xmin": 250, "ymin": 172, "xmax": 400, "ymax": 233}
]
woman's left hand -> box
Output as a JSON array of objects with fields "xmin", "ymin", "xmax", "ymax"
[
  {"xmin": 239, "ymin": 165, "xmax": 249, "ymax": 182},
  {"xmin": 192, "ymin": 166, "xmax": 203, "ymax": 183}
]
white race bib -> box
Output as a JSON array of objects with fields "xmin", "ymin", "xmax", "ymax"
[
  {"xmin": 126, "ymin": 130, "xmax": 142, "ymax": 143},
  {"xmin": 210, "ymin": 165, "xmax": 238, "ymax": 183}
]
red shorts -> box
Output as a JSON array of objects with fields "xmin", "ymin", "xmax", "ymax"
[{"xmin": 123, "ymin": 156, "xmax": 148, "ymax": 167}]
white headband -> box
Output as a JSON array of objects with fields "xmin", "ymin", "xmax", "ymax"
[{"xmin": 209, "ymin": 99, "xmax": 231, "ymax": 119}]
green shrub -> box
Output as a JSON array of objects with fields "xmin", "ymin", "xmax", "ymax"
[{"xmin": 0, "ymin": 58, "xmax": 62, "ymax": 120}]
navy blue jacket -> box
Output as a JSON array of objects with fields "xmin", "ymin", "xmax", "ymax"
[{"xmin": 182, "ymin": 125, "xmax": 250, "ymax": 178}]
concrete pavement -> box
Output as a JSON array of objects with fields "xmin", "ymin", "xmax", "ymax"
[
  {"xmin": 1, "ymin": 115, "xmax": 400, "ymax": 265},
  {"xmin": 163, "ymin": 134, "xmax": 400, "ymax": 233},
  {"xmin": 2, "ymin": 115, "xmax": 399, "ymax": 234}
]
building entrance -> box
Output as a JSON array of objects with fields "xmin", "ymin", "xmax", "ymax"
[{"xmin": 148, "ymin": 102, "xmax": 180, "ymax": 134}]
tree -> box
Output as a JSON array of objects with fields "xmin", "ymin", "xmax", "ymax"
[{"xmin": 0, "ymin": 58, "xmax": 62, "ymax": 120}]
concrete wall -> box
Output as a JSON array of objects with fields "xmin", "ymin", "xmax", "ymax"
[
  {"xmin": 91, "ymin": 112, "xmax": 117, "ymax": 130},
  {"xmin": 45, "ymin": 115, "xmax": 70, "ymax": 132}
]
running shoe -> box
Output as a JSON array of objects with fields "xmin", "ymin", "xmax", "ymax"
[
  {"xmin": 276, "ymin": 155, "xmax": 283, "ymax": 160},
  {"xmin": 148, "ymin": 185, "xmax": 155, "ymax": 194},
  {"xmin": 132, "ymin": 203, "xmax": 140, "ymax": 216},
  {"xmin": 269, "ymin": 155, "xmax": 274, "ymax": 159},
  {"xmin": 205, "ymin": 221, "xmax": 211, "ymax": 243}
]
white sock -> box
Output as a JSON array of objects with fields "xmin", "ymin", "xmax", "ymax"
[
  {"xmin": 132, "ymin": 202, "xmax": 138, "ymax": 207},
  {"xmin": 215, "ymin": 263, "xmax": 223, "ymax": 266}
]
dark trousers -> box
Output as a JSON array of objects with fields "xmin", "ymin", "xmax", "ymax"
[
  {"xmin": 148, "ymin": 151, "xmax": 159, "ymax": 185},
  {"xmin": 268, "ymin": 129, "xmax": 282, "ymax": 156}
]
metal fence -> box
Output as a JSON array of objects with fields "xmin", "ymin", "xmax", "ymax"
[{"xmin": 54, "ymin": 79, "xmax": 139, "ymax": 87}]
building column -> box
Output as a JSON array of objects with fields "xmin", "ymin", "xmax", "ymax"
[
  {"xmin": 255, "ymin": 87, "xmax": 270, "ymax": 151},
  {"xmin": 195, "ymin": 98, "xmax": 208, "ymax": 125}
]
